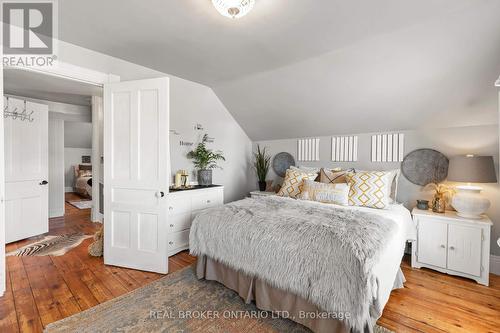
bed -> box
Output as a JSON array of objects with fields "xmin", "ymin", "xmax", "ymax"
[
  {"xmin": 73, "ymin": 164, "xmax": 92, "ymax": 198},
  {"xmin": 190, "ymin": 195, "xmax": 416, "ymax": 333}
]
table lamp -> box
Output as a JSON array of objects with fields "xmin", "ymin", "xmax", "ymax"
[{"xmin": 448, "ymin": 155, "xmax": 497, "ymax": 219}]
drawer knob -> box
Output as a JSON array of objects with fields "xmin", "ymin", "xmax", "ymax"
[
  {"xmin": 169, "ymin": 207, "xmax": 173, "ymax": 210},
  {"xmin": 440, "ymin": 244, "xmax": 445, "ymax": 248},
  {"xmin": 170, "ymin": 224, "xmax": 174, "ymax": 227},
  {"xmin": 449, "ymin": 246, "xmax": 455, "ymax": 250},
  {"xmin": 169, "ymin": 241, "xmax": 173, "ymax": 245},
  {"xmin": 207, "ymin": 200, "xmax": 211, "ymax": 203}
]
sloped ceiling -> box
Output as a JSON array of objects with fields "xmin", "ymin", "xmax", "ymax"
[{"xmin": 59, "ymin": 0, "xmax": 500, "ymax": 140}]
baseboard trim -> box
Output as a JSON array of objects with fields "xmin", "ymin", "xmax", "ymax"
[
  {"xmin": 49, "ymin": 209, "xmax": 64, "ymax": 218},
  {"xmin": 65, "ymin": 187, "xmax": 73, "ymax": 193},
  {"xmin": 490, "ymin": 255, "xmax": 500, "ymax": 276}
]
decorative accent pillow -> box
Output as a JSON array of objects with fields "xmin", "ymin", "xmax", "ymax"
[
  {"xmin": 319, "ymin": 168, "xmax": 351, "ymax": 184},
  {"xmin": 277, "ymin": 168, "xmax": 317, "ymax": 198},
  {"xmin": 291, "ymin": 166, "xmax": 321, "ymax": 181},
  {"xmin": 299, "ymin": 180, "xmax": 350, "ymax": 205},
  {"xmin": 345, "ymin": 171, "xmax": 397, "ymax": 209},
  {"xmin": 353, "ymin": 169, "xmax": 400, "ymax": 202}
]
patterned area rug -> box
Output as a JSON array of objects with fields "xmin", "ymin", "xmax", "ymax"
[
  {"xmin": 45, "ymin": 266, "xmax": 394, "ymax": 333},
  {"xmin": 6, "ymin": 233, "xmax": 92, "ymax": 257},
  {"xmin": 67, "ymin": 200, "xmax": 92, "ymax": 209}
]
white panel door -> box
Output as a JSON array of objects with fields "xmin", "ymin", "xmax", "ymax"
[
  {"xmin": 447, "ymin": 224, "xmax": 482, "ymax": 276},
  {"xmin": 417, "ymin": 217, "xmax": 447, "ymax": 268},
  {"xmin": 5, "ymin": 99, "xmax": 49, "ymax": 243},
  {"xmin": 104, "ymin": 78, "xmax": 169, "ymax": 274}
]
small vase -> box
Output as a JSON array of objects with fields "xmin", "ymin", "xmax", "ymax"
[
  {"xmin": 198, "ymin": 169, "xmax": 212, "ymax": 186},
  {"xmin": 258, "ymin": 181, "xmax": 266, "ymax": 191},
  {"xmin": 432, "ymin": 194, "xmax": 446, "ymax": 213}
]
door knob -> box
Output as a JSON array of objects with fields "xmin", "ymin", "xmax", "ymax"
[
  {"xmin": 156, "ymin": 191, "xmax": 165, "ymax": 198},
  {"xmin": 449, "ymin": 246, "xmax": 455, "ymax": 250},
  {"xmin": 440, "ymin": 244, "xmax": 445, "ymax": 248},
  {"xmin": 39, "ymin": 180, "xmax": 48, "ymax": 185}
]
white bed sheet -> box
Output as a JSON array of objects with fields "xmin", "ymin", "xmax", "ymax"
[{"xmin": 300, "ymin": 200, "xmax": 416, "ymax": 317}]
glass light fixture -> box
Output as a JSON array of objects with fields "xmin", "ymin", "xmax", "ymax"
[{"xmin": 211, "ymin": 0, "xmax": 255, "ymax": 19}]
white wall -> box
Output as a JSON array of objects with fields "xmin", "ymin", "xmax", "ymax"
[
  {"xmin": 48, "ymin": 118, "xmax": 65, "ymax": 217},
  {"xmin": 254, "ymin": 124, "xmax": 500, "ymax": 256},
  {"xmin": 64, "ymin": 122, "xmax": 92, "ymax": 148},
  {"xmin": 169, "ymin": 77, "xmax": 253, "ymax": 203}
]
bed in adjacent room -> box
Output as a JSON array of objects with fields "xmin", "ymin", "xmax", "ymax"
[
  {"xmin": 190, "ymin": 168, "xmax": 416, "ymax": 333},
  {"xmin": 73, "ymin": 164, "xmax": 93, "ymax": 198}
]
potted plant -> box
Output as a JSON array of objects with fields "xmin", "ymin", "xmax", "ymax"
[
  {"xmin": 187, "ymin": 134, "xmax": 225, "ymax": 186},
  {"xmin": 253, "ymin": 145, "xmax": 271, "ymax": 191},
  {"xmin": 422, "ymin": 182, "xmax": 455, "ymax": 213}
]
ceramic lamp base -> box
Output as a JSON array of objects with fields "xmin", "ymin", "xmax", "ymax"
[{"xmin": 451, "ymin": 186, "xmax": 490, "ymax": 219}]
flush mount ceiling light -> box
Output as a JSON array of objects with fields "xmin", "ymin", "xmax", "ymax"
[{"xmin": 212, "ymin": 0, "xmax": 255, "ymax": 19}]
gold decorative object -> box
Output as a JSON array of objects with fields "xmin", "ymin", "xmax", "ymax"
[
  {"xmin": 422, "ymin": 183, "xmax": 454, "ymax": 214},
  {"xmin": 432, "ymin": 194, "xmax": 446, "ymax": 213}
]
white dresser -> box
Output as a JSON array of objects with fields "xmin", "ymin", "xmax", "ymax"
[
  {"xmin": 167, "ymin": 186, "xmax": 224, "ymax": 256},
  {"xmin": 411, "ymin": 208, "xmax": 491, "ymax": 286}
]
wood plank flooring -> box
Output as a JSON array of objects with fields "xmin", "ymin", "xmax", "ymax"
[{"xmin": 0, "ymin": 193, "xmax": 499, "ymax": 332}]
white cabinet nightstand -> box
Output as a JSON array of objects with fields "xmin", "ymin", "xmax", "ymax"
[
  {"xmin": 411, "ymin": 208, "xmax": 492, "ymax": 286},
  {"xmin": 249, "ymin": 191, "xmax": 276, "ymax": 198}
]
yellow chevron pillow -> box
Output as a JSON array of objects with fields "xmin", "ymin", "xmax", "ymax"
[
  {"xmin": 345, "ymin": 171, "xmax": 395, "ymax": 209},
  {"xmin": 277, "ymin": 168, "xmax": 317, "ymax": 198}
]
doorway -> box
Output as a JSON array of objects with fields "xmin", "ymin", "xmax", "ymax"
[{"xmin": 3, "ymin": 68, "xmax": 103, "ymax": 244}]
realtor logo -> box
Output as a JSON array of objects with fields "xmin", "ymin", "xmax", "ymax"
[{"xmin": 3, "ymin": 1, "xmax": 53, "ymax": 54}]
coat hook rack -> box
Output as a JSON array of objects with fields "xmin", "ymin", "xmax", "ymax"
[{"xmin": 3, "ymin": 98, "xmax": 35, "ymax": 122}]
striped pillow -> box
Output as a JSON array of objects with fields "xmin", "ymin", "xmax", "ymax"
[{"xmin": 299, "ymin": 180, "xmax": 350, "ymax": 205}]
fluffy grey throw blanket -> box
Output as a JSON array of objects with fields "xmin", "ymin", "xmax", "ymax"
[{"xmin": 190, "ymin": 196, "xmax": 397, "ymax": 333}]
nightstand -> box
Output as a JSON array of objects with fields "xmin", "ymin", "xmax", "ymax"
[
  {"xmin": 411, "ymin": 208, "xmax": 492, "ymax": 286},
  {"xmin": 249, "ymin": 191, "xmax": 276, "ymax": 198}
]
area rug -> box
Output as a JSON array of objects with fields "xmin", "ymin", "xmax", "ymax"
[
  {"xmin": 44, "ymin": 266, "xmax": 394, "ymax": 333},
  {"xmin": 6, "ymin": 233, "xmax": 92, "ymax": 257},
  {"xmin": 67, "ymin": 200, "xmax": 92, "ymax": 209}
]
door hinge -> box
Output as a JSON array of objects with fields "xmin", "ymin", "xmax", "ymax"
[{"xmin": 481, "ymin": 265, "xmax": 484, "ymax": 272}]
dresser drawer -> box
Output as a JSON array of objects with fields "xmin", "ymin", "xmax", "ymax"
[
  {"xmin": 168, "ymin": 212, "xmax": 192, "ymax": 233},
  {"xmin": 192, "ymin": 190, "xmax": 223, "ymax": 211},
  {"xmin": 167, "ymin": 195, "xmax": 191, "ymax": 215},
  {"xmin": 167, "ymin": 229, "xmax": 190, "ymax": 253}
]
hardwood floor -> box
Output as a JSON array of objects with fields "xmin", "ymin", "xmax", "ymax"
[{"xmin": 0, "ymin": 194, "xmax": 498, "ymax": 332}]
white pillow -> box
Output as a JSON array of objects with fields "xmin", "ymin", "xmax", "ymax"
[{"xmin": 299, "ymin": 180, "xmax": 350, "ymax": 206}]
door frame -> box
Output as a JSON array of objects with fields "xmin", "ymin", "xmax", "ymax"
[{"xmin": 4, "ymin": 62, "xmax": 119, "ymax": 224}]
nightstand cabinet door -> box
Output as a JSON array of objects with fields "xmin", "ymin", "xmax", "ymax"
[
  {"xmin": 417, "ymin": 218, "xmax": 448, "ymax": 268},
  {"xmin": 447, "ymin": 224, "xmax": 482, "ymax": 276}
]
